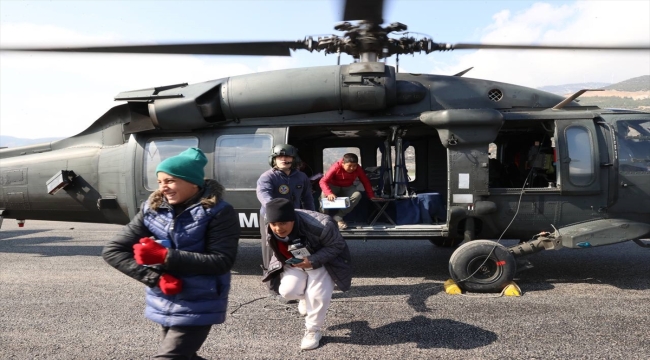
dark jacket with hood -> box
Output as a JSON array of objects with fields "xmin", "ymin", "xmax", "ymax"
[
  {"xmin": 102, "ymin": 179, "xmax": 240, "ymax": 326},
  {"xmin": 262, "ymin": 209, "xmax": 352, "ymax": 291}
]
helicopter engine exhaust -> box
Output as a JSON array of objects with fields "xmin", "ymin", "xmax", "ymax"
[{"xmin": 143, "ymin": 64, "xmax": 427, "ymax": 130}]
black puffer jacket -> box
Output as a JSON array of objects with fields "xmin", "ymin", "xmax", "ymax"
[
  {"xmin": 262, "ymin": 209, "xmax": 352, "ymax": 291},
  {"xmin": 102, "ymin": 179, "xmax": 240, "ymax": 289}
]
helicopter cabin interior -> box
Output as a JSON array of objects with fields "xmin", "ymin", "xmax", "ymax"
[
  {"xmin": 136, "ymin": 113, "xmax": 605, "ymax": 241},
  {"xmin": 286, "ymin": 122, "xmax": 448, "ymax": 231}
]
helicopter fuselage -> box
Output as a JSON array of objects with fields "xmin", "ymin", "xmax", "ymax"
[{"xmin": 1, "ymin": 64, "xmax": 649, "ymax": 250}]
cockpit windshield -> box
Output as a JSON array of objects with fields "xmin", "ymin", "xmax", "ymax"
[{"xmin": 617, "ymin": 120, "xmax": 650, "ymax": 172}]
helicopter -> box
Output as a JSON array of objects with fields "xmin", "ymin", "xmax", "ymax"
[{"xmin": 1, "ymin": 0, "xmax": 649, "ymax": 293}]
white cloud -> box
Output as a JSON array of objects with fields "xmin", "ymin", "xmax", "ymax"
[
  {"xmin": 0, "ymin": 23, "xmax": 279, "ymax": 138},
  {"xmin": 432, "ymin": 1, "xmax": 650, "ymax": 88},
  {"xmin": 0, "ymin": 23, "xmax": 118, "ymax": 47}
]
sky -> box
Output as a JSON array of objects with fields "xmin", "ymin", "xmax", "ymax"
[{"xmin": 1, "ymin": 0, "xmax": 648, "ymax": 139}]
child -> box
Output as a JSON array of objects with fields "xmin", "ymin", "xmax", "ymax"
[
  {"xmin": 319, "ymin": 153, "xmax": 377, "ymax": 229},
  {"xmin": 262, "ymin": 198, "xmax": 351, "ymax": 350}
]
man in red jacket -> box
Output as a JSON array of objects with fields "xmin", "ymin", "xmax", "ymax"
[{"xmin": 319, "ymin": 153, "xmax": 377, "ymax": 229}]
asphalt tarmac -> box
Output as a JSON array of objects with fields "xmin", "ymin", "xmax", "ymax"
[{"xmin": 1, "ymin": 220, "xmax": 649, "ymax": 359}]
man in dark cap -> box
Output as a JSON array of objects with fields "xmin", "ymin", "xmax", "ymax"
[
  {"xmin": 262, "ymin": 198, "xmax": 352, "ymax": 350},
  {"xmin": 103, "ymin": 147, "xmax": 240, "ymax": 359}
]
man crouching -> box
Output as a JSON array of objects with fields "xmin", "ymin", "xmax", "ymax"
[{"xmin": 262, "ymin": 198, "xmax": 352, "ymax": 350}]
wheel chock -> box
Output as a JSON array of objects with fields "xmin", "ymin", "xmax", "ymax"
[
  {"xmin": 502, "ymin": 281, "xmax": 522, "ymax": 297},
  {"xmin": 444, "ymin": 279, "xmax": 463, "ymax": 295}
]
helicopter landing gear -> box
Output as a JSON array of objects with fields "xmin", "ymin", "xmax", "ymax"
[
  {"xmin": 632, "ymin": 239, "xmax": 650, "ymax": 248},
  {"xmin": 448, "ymin": 240, "xmax": 516, "ymax": 293},
  {"xmin": 449, "ymin": 230, "xmax": 563, "ymax": 292}
]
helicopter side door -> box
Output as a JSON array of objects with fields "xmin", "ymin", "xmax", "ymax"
[
  {"xmin": 608, "ymin": 116, "xmax": 650, "ymax": 221},
  {"xmin": 554, "ymin": 118, "xmax": 611, "ymax": 224},
  {"xmin": 132, "ymin": 127, "xmax": 286, "ymax": 238}
]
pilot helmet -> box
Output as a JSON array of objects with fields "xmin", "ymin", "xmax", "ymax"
[{"xmin": 268, "ymin": 144, "xmax": 300, "ymax": 168}]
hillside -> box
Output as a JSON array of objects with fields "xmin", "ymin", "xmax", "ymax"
[
  {"xmin": 0, "ymin": 135, "xmax": 63, "ymax": 148},
  {"xmin": 538, "ymin": 75, "xmax": 650, "ymax": 111},
  {"xmin": 604, "ymin": 75, "xmax": 650, "ymax": 91},
  {"xmin": 538, "ymin": 82, "xmax": 611, "ymax": 95},
  {"xmin": 538, "ymin": 75, "xmax": 650, "ymax": 95},
  {"xmin": 576, "ymin": 96, "xmax": 650, "ymax": 110}
]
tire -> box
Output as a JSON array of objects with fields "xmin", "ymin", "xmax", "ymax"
[
  {"xmin": 428, "ymin": 238, "xmax": 462, "ymax": 248},
  {"xmin": 448, "ymin": 240, "xmax": 516, "ymax": 293}
]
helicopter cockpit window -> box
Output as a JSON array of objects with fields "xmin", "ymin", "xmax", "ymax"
[
  {"xmin": 144, "ymin": 137, "xmax": 199, "ymax": 191},
  {"xmin": 617, "ymin": 120, "xmax": 650, "ymax": 172},
  {"xmin": 566, "ymin": 126, "xmax": 595, "ymax": 186},
  {"xmin": 215, "ymin": 134, "xmax": 272, "ymax": 190}
]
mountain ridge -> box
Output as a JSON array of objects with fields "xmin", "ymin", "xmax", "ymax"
[
  {"xmin": 0, "ymin": 135, "xmax": 64, "ymax": 148},
  {"xmin": 538, "ymin": 75, "xmax": 649, "ymax": 95}
]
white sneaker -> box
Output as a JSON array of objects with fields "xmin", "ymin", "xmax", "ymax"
[
  {"xmin": 300, "ymin": 330, "xmax": 322, "ymax": 350},
  {"xmin": 298, "ymin": 299, "xmax": 307, "ymax": 316}
]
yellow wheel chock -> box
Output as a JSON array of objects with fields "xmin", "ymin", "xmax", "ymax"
[{"xmin": 443, "ymin": 279, "xmax": 522, "ymax": 296}]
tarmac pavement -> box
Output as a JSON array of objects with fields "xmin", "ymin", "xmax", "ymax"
[{"xmin": 1, "ymin": 220, "xmax": 649, "ymax": 359}]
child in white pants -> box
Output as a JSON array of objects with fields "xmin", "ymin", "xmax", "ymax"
[{"xmin": 262, "ymin": 198, "xmax": 352, "ymax": 350}]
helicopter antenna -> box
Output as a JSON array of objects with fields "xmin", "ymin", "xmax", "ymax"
[{"xmin": 453, "ymin": 67, "xmax": 474, "ymax": 77}]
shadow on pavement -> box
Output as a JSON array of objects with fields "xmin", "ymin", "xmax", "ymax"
[
  {"xmin": 326, "ymin": 315, "xmax": 497, "ymax": 349},
  {"xmin": 333, "ymin": 283, "xmax": 444, "ymax": 313},
  {"xmin": 0, "ymin": 236, "xmax": 102, "ymax": 256},
  {"xmin": 0, "ymin": 229, "xmax": 51, "ymax": 240}
]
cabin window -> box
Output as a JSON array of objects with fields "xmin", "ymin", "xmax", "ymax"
[
  {"xmin": 144, "ymin": 137, "xmax": 199, "ymax": 190},
  {"xmin": 566, "ymin": 126, "xmax": 595, "ymax": 186},
  {"xmin": 375, "ymin": 145, "xmax": 416, "ymax": 181},
  {"xmin": 616, "ymin": 120, "xmax": 650, "ymax": 173},
  {"xmin": 214, "ymin": 134, "xmax": 272, "ymax": 189},
  {"xmin": 323, "ymin": 147, "xmax": 361, "ymax": 170}
]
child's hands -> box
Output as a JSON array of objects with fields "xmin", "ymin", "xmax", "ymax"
[{"xmin": 292, "ymin": 257, "xmax": 312, "ymax": 269}]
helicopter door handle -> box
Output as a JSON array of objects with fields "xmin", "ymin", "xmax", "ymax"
[{"xmin": 600, "ymin": 163, "xmax": 613, "ymax": 167}]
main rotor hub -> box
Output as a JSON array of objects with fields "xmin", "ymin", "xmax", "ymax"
[{"xmin": 298, "ymin": 21, "xmax": 450, "ymax": 61}]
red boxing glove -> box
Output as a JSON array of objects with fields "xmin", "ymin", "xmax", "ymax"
[
  {"xmin": 159, "ymin": 273, "xmax": 182, "ymax": 295},
  {"xmin": 133, "ymin": 237, "xmax": 168, "ymax": 265}
]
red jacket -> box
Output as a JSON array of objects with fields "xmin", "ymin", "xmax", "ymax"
[{"xmin": 320, "ymin": 160, "xmax": 376, "ymax": 198}]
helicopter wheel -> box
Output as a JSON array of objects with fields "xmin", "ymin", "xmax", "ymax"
[
  {"xmin": 428, "ymin": 237, "xmax": 461, "ymax": 248},
  {"xmin": 448, "ymin": 240, "xmax": 516, "ymax": 293}
]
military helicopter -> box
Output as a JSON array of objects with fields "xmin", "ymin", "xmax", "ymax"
[{"xmin": 1, "ymin": 0, "xmax": 649, "ymax": 293}]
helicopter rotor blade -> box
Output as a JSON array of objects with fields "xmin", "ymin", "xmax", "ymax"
[
  {"xmin": 0, "ymin": 41, "xmax": 307, "ymax": 56},
  {"xmin": 343, "ymin": 0, "xmax": 384, "ymax": 23},
  {"xmin": 445, "ymin": 43, "xmax": 650, "ymax": 51}
]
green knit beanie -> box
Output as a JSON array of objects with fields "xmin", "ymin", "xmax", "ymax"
[{"xmin": 156, "ymin": 147, "xmax": 207, "ymax": 186}]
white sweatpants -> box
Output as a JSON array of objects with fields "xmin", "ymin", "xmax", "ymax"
[{"xmin": 279, "ymin": 265, "xmax": 335, "ymax": 332}]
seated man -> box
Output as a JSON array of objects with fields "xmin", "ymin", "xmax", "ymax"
[{"xmin": 319, "ymin": 153, "xmax": 377, "ymax": 229}]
